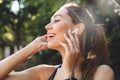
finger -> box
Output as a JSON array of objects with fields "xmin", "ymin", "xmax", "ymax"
[
  {"xmin": 64, "ymin": 33, "xmax": 74, "ymax": 52},
  {"xmin": 68, "ymin": 30, "xmax": 80, "ymax": 55},
  {"xmin": 68, "ymin": 29, "xmax": 76, "ymax": 48},
  {"xmin": 74, "ymin": 29, "xmax": 80, "ymax": 49},
  {"xmin": 40, "ymin": 42, "xmax": 48, "ymax": 50},
  {"xmin": 41, "ymin": 35, "xmax": 47, "ymax": 41},
  {"xmin": 70, "ymin": 29, "xmax": 80, "ymax": 53}
]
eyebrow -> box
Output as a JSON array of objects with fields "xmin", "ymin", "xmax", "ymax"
[
  {"xmin": 51, "ymin": 14, "xmax": 63, "ymax": 21},
  {"xmin": 53, "ymin": 14, "xmax": 63, "ymax": 18}
]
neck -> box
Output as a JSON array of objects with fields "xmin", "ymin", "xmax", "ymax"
[
  {"xmin": 57, "ymin": 44, "xmax": 85, "ymax": 66},
  {"xmin": 58, "ymin": 48, "xmax": 85, "ymax": 79},
  {"xmin": 58, "ymin": 47, "xmax": 85, "ymax": 64},
  {"xmin": 57, "ymin": 47, "xmax": 66, "ymax": 62}
]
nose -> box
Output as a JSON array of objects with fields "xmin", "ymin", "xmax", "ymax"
[{"xmin": 45, "ymin": 23, "xmax": 52, "ymax": 30}]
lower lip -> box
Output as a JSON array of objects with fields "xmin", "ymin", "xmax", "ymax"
[{"xmin": 47, "ymin": 37, "xmax": 55, "ymax": 41}]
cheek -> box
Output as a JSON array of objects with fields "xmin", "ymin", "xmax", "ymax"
[
  {"xmin": 56, "ymin": 30, "xmax": 67, "ymax": 44},
  {"xmin": 57, "ymin": 22, "xmax": 70, "ymax": 32}
]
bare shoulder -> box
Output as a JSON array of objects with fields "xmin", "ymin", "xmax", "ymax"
[
  {"xmin": 26, "ymin": 64, "xmax": 58, "ymax": 72},
  {"xmin": 4, "ymin": 65, "xmax": 58, "ymax": 80},
  {"xmin": 94, "ymin": 65, "xmax": 114, "ymax": 80},
  {"xmin": 25, "ymin": 64, "xmax": 58, "ymax": 80}
]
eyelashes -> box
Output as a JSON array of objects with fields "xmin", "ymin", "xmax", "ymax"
[
  {"xmin": 49, "ymin": 19, "xmax": 60, "ymax": 23},
  {"xmin": 54, "ymin": 19, "xmax": 60, "ymax": 23}
]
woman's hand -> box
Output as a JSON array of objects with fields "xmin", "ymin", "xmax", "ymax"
[
  {"xmin": 25, "ymin": 35, "xmax": 48, "ymax": 54},
  {"xmin": 60, "ymin": 29, "xmax": 80, "ymax": 78}
]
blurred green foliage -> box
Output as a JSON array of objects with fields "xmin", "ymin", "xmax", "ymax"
[
  {"xmin": 0, "ymin": 1, "xmax": 120, "ymax": 77},
  {"xmin": 0, "ymin": 0, "xmax": 67, "ymax": 69}
]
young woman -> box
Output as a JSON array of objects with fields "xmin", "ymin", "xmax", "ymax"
[{"xmin": 0, "ymin": 2, "xmax": 114, "ymax": 80}]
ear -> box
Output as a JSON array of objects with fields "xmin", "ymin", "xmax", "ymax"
[{"xmin": 74, "ymin": 23, "xmax": 85, "ymax": 34}]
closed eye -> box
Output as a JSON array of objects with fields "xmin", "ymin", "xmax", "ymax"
[{"xmin": 54, "ymin": 20, "xmax": 60, "ymax": 23}]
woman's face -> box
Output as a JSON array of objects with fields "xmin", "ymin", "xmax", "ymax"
[{"xmin": 45, "ymin": 7, "xmax": 74, "ymax": 51}]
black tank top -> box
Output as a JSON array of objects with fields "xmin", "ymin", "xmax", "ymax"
[{"xmin": 49, "ymin": 65, "xmax": 61, "ymax": 80}]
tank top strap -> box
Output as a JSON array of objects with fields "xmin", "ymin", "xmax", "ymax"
[{"xmin": 49, "ymin": 65, "xmax": 61, "ymax": 80}]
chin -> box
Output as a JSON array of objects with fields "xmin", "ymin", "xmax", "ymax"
[
  {"xmin": 47, "ymin": 42, "xmax": 60, "ymax": 50},
  {"xmin": 47, "ymin": 43, "xmax": 56, "ymax": 49}
]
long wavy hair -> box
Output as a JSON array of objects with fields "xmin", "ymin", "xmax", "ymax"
[{"xmin": 61, "ymin": 2, "xmax": 109, "ymax": 80}]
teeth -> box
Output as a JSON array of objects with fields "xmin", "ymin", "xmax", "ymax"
[{"xmin": 47, "ymin": 34, "xmax": 55, "ymax": 37}]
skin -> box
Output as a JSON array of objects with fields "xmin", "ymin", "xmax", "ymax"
[{"xmin": 0, "ymin": 7, "xmax": 114, "ymax": 80}]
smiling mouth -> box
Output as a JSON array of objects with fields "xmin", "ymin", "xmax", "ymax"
[{"xmin": 47, "ymin": 33, "xmax": 56, "ymax": 40}]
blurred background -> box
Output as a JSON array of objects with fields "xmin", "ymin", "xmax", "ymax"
[{"xmin": 0, "ymin": 0, "xmax": 120, "ymax": 80}]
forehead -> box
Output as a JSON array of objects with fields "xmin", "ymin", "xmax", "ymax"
[{"xmin": 51, "ymin": 8, "xmax": 70, "ymax": 19}]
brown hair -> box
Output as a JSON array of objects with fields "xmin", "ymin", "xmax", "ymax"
[{"xmin": 62, "ymin": 2, "xmax": 109, "ymax": 80}]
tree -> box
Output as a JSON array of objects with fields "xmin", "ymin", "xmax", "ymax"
[{"xmin": 0, "ymin": 1, "xmax": 120, "ymax": 79}]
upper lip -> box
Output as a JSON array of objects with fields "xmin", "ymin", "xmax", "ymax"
[{"xmin": 47, "ymin": 32, "xmax": 56, "ymax": 38}]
